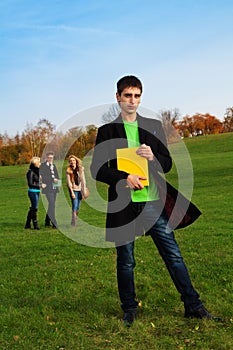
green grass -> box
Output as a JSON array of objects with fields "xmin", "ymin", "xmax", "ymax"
[{"xmin": 0, "ymin": 133, "xmax": 233, "ymax": 349}]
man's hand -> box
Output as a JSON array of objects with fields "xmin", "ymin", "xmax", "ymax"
[
  {"xmin": 136, "ymin": 144, "xmax": 155, "ymax": 161},
  {"xmin": 127, "ymin": 174, "xmax": 147, "ymax": 190}
]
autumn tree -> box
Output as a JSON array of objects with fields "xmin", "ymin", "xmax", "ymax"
[
  {"xmin": 65, "ymin": 125, "xmax": 97, "ymax": 159},
  {"xmin": 178, "ymin": 114, "xmax": 206, "ymax": 136},
  {"xmin": 22, "ymin": 118, "xmax": 55, "ymax": 158},
  {"xmin": 177, "ymin": 113, "xmax": 222, "ymax": 137},
  {"xmin": 176, "ymin": 115, "xmax": 192, "ymax": 137},
  {"xmin": 203, "ymin": 114, "xmax": 223, "ymax": 134}
]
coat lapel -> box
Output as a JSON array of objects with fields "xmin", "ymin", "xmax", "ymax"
[
  {"xmin": 113, "ymin": 116, "xmax": 127, "ymax": 139},
  {"xmin": 111, "ymin": 115, "xmax": 128, "ymax": 148}
]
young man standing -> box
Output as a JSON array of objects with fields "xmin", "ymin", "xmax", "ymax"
[
  {"xmin": 90, "ymin": 75, "xmax": 221, "ymax": 326},
  {"xmin": 40, "ymin": 151, "xmax": 59, "ymax": 229}
]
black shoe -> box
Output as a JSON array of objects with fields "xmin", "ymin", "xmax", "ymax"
[
  {"xmin": 33, "ymin": 221, "xmax": 40, "ymax": 230},
  {"xmin": 185, "ymin": 305, "xmax": 223, "ymax": 321},
  {"xmin": 123, "ymin": 310, "xmax": 137, "ymax": 327}
]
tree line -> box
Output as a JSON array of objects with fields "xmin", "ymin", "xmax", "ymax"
[
  {"xmin": 0, "ymin": 118, "xmax": 97, "ymax": 166},
  {"xmin": 159, "ymin": 107, "xmax": 233, "ymax": 141},
  {"xmin": 0, "ymin": 107, "xmax": 232, "ymax": 166}
]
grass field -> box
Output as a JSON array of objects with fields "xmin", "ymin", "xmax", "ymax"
[{"xmin": 0, "ymin": 133, "xmax": 232, "ymax": 349}]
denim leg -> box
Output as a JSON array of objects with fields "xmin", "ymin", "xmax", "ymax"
[
  {"xmin": 72, "ymin": 191, "xmax": 82, "ymax": 212},
  {"xmin": 116, "ymin": 242, "xmax": 138, "ymax": 312},
  {"xmin": 143, "ymin": 204, "xmax": 202, "ymax": 311},
  {"xmin": 28, "ymin": 192, "xmax": 40, "ymax": 209}
]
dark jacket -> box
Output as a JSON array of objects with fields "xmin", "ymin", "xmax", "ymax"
[
  {"xmin": 26, "ymin": 165, "xmax": 40, "ymax": 189},
  {"xmin": 40, "ymin": 161, "xmax": 59, "ymax": 194},
  {"xmin": 90, "ymin": 114, "xmax": 201, "ymax": 242}
]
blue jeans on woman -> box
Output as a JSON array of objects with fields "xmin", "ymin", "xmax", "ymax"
[
  {"xmin": 25, "ymin": 190, "xmax": 40, "ymax": 229},
  {"xmin": 28, "ymin": 190, "xmax": 40, "ymax": 209},
  {"xmin": 71, "ymin": 191, "xmax": 82, "ymax": 212},
  {"xmin": 116, "ymin": 201, "xmax": 203, "ymax": 313}
]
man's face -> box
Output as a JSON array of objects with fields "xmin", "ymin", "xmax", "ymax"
[
  {"xmin": 47, "ymin": 155, "xmax": 54, "ymax": 164},
  {"xmin": 116, "ymin": 87, "xmax": 141, "ymax": 116}
]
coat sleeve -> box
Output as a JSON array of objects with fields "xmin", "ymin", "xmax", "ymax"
[
  {"xmin": 144, "ymin": 120, "xmax": 172, "ymax": 175},
  {"xmin": 81, "ymin": 167, "xmax": 86, "ymax": 190},
  {"xmin": 39, "ymin": 163, "xmax": 47, "ymax": 183},
  {"xmin": 26, "ymin": 170, "xmax": 33, "ymax": 187},
  {"xmin": 152, "ymin": 120, "xmax": 172, "ymax": 174},
  {"xmin": 80, "ymin": 166, "xmax": 88, "ymax": 196},
  {"xmin": 66, "ymin": 171, "xmax": 73, "ymax": 193},
  {"xmin": 26, "ymin": 169, "xmax": 39, "ymax": 189},
  {"xmin": 90, "ymin": 125, "xmax": 129, "ymax": 187}
]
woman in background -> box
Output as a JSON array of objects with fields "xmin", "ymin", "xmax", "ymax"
[
  {"xmin": 66, "ymin": 155, "xmax": 87, "ymax": 227},
  {"xmin": 25, "ymin": 156, "xmax": 41, "ymax": 230}
]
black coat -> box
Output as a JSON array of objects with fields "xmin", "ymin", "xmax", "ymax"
[
  {"xmin": 90, "ymin": 114, "xmax": 201, "ymax": 242},
  {"xmin": 40, "ymin": 161, "xmax": 59, "ymax": 194},
  {"xmin": 26, "ymin": 165, "xmax": 40, "ymax": 189}
]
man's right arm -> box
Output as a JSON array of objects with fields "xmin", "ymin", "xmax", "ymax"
[{"xmin": 90, "ymin": 126, "xmax": 129, "ymax": 187}]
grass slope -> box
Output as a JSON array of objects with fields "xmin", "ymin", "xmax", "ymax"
[{"xmin": 0, "ymin": 133, "xmax": 232, "ymax": 349}]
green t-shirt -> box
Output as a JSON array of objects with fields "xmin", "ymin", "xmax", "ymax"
[{"xmin": 123, "ymin": 120, "xmax": 159, "ymax": 202}]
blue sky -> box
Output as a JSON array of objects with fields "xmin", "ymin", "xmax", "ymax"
[{"xmin": 1, "ymin": 0, "xmax": 233, "ymax": 136}]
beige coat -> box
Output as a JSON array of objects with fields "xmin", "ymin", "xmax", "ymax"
[{"xmin": 66, "ymin": 166, "xmax": 86, "ymax": 197}]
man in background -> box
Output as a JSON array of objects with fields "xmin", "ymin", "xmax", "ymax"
[{"xmin": 40, "ymin": 151, "xmax": 59, "ymax": 229}]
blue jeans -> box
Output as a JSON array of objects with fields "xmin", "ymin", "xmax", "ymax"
[
  {"xmin": 71, "ymin": 191, "xmax": 82, "ymax": 212},
  {"xmin": 116, "ymin": 201, "xmax": 202, "ymax": 313},
  {"xmin": 28, "ymin": 191, "xmax": 40, "ymax": 209}
]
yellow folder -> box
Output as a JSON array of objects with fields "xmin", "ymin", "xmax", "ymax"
[{"xmin": 116, "ymin": 147, "xmax": 149, "ymax": 186}]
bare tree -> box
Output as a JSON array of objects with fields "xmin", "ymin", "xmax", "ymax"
[
  {"xmin": 157, "ymin": 108, "xmax": 180, "ymax": 141},
  {"xmin": 223, "ymin": 107, "xmax": 233, "ymax": 132},
  {"xmin": 101, "ymin": 103, "xmax": 120, "ymax": 124}
]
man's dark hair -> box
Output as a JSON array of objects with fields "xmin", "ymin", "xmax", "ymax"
[
  {"xmin": 46, "ymin": 151, "xmax": 54, "ymax": 157},
  {"xmin": 117, "ymin": 75, "xmax": 143, "ymax": 95}
]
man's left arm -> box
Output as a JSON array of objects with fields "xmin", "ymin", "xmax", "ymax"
[{"xmin": 137, "ymin": 121, "xmax": 172, "ymax": 174}]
